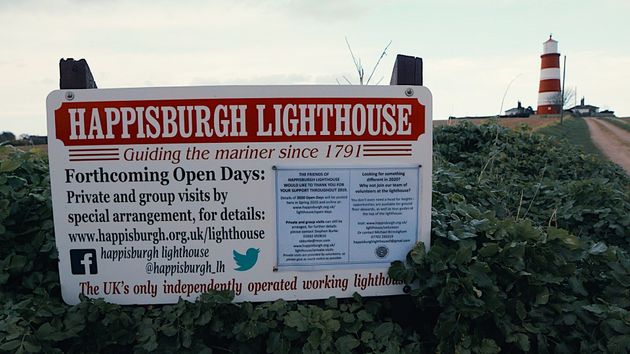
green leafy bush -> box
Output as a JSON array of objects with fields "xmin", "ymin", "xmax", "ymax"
[
  {"xmin": 1, "ymin": 123, "xmax": 629, "ymax": 353},
  {"xmin": 433, "ymin": 123, "xmax": 629, "ymax": 247}
]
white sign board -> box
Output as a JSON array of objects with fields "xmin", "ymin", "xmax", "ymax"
[{"xmin": 46, "ymin": 85, "xmax": 432, "ymax": 304}]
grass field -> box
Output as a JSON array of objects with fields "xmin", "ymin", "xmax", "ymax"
[
  {"xmin": 603, "ymin": 117, "xmax": 630, "ymax": 133},
  {"xmin": 537, "ymin": 116, "xmax": 602, "ymax": 156}
]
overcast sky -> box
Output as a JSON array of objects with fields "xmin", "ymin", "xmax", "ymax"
[{"xmin": 1, "ymin": 0, "xmax": 629, "ymax": 136}]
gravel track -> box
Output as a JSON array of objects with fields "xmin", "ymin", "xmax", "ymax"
[{"xmin": 584, "ymin": 117, "xmax": 630, "ymax": 174}]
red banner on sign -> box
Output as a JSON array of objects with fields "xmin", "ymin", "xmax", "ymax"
[{"xmin": 54, "ymin": 97, "xmax": 425, "ymax": 146}]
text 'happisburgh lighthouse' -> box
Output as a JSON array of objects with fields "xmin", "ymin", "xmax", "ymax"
[{"xmin": 537, "ymin": 35, "xmax": 562, "ymax": 114}]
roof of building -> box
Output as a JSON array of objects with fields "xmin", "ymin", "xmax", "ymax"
[
  {"xmin": 569, "ymin": 98, "xmax": 599, "ymax": 111},
  {"xmin": 569, "ymin": 104, "xmax": 599, "ymax": 110}
]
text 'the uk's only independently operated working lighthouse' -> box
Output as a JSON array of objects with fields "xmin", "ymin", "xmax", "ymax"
[{"xmin": 537, "ymin": 35, "xmax": 562, "ymax": 114}]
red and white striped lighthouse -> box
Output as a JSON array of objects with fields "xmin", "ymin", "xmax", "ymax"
[{"xmin": 536, "ymin": 35, "xmax": 562, "ymax": 114}]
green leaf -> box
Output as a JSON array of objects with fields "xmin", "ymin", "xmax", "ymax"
[
  {"xmin": 356, "ymin": 310, "xmax": 373, "ymax": 322},
  {"xmin": 608, "ymin": 335, "xmax": 630, "ymax": 353},
  {"xmin": 563, "ymin": 314, "xmax": 577, "ymax": 326},
  {"xmin": 547, "ymin": 227, "xmax": 581, "ymax": 249},
  {"xmin": 22, "ymin": 340, "xmax": 41, "ymax": 353},
  {"xmin": 324, "ymin": 297, "xmax": 338, "ymax": 309},
  {"xmin": 469, "ymin": 262, "xmax": 493, "ymax": 287},
  {"xmin": 470, "ymin": 218, "xmax": 490, "ymax": 230},
  {"xmin": 267, "ymin": 332, "xmax": 290, "ymax": 354},
  {"xmin": 335, "ymin": 335, "xmax": 360, "ymax": 353},
  {"xmin": 341, "ymin": 312, "xmax": 355, "ymax": 323},
  {"xmin": 374, "ymin": 322, "xmax": 394, "ymax": 338},
  {"xmin": 535, "ymin": 287, "xmax": 550, "ymax": 305},
  {"xmin": 324, "ymin": 318, "xmax": 340, "ymax": 332},
  {"xmin": 478, "ymin": 338, "xmax": 501, "ymax": 354},
  {"xmin": 568, "ymin": 276, "xmax": 588, "ymax": 296},
  {"xmin": 479, "ymin": 243, "xmax": 499, "ymax": 257},
  {"xmin": 513, "ymin": 221, "xmax": 540, "ymax": 240},
  {"xmin": 0, "ymin": 159, "xmax": 22, "ymax": 172},
  {"xmin": 360, "ymin": 330, "xmax": 373, "ymax": 344},
  {"xmin": 182, "ymin": 328, "xmax": 193, "ymax": 348},
  {"xmin": 284, "ymin": 311, "xmax": 309, "ymax": 332},
  {"xmin": 583, "ymin": 304, "xmax": 608, "ymax": 316},
  {"xmin": 435, "ymin": 313, "xmax": 456, "ymax": 338},
  {"xmin": 35, "ymin": 323, "xmax": 65, "ymax": 341},
  {"xmin": 607, "ymin": 319, "xmax": 630, "ymax": 334},
  {"xmin": 507, "ymin": 333, "xmax": 530, "ymax": 351},
  {"xmin": 455, "ymin": 244, "xmax": 473, "ymax": 264},
  {"xmin": 306, "ymin": 331, "xmax": 321, "ymax": 347},
  {"xmin": 161, "ymin": 324, "xmax": 178, "ymax": 336},
  {"xmin": 388, "ymin": 261, "xmax": 412, "ymax": 283},
  {"xmin": 0, "ymin": 340, "xmax": 20, "ymax": 351},
  {"xmin": 7, "ymin": 254, "xmax": 27, "ymax": 271}
]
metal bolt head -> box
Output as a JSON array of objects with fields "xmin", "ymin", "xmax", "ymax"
[
  {"xmin": 65, "ymin": 91, "xmax": 75, "ymax": 101},
  {"xmin": 405, "ymin": 88, "xmax": 414, "ymax": 97}
]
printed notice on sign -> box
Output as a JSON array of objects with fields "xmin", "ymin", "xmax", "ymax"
[
  {"xmin": 276, "ymin": 167, "xmax": 419, "ymax": 269},
  {"xmin": 46, "ymin": 85, "xmax": 433, "ymax": 305}
]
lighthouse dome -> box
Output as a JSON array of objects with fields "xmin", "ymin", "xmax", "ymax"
[{"xmin": 543, "ymin": 35, "xmax": 558, "ymax": 54}]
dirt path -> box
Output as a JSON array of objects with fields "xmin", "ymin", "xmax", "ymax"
[{"xmin": 584, "ymin": 117, "xmax": 630, "ymax": 174}]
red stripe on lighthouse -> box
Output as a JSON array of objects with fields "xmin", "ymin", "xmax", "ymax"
[
  {"xmin": 537, "ymin": 104, "xmax": 560, "ymax": 114},
  {"xmin": 539, "ymin": 79, "xmax": 561, "ymax": 92},
  {"xmin": 540, "ymin": 54, "xmax": 560, "ymax": 69}
]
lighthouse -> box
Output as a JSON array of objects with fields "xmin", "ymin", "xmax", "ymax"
[{"xmin": 536, "ymin": 35, "xmax": 562, "ymax": 114}]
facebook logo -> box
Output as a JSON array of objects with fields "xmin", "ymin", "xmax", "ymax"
[{"xmin": 70, "ymin": 249, "xmax": 98, "ymax": 275}]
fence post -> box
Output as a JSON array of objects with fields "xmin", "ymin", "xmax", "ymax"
[
  {"xmin": 389, "ymin": 54, "xmax": 423, "ymax": 86},
  {"xmin": 59, "ymin": 58, "xmax": 97, "ymax": 89},
  {"xmin": 388, "ymin": 53, "xmax": 423, "ymax": 327}
]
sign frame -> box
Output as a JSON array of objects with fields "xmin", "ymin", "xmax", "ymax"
[{"xmin": 46, "ymin": 85, "xmax": 433, "ymax": 305}]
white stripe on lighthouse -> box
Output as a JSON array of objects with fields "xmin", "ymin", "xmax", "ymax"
[
  {"xmin": 537, "ymin": 92, "xmax": 559, "ymax": 106},
  {"xmin": 539, "ymin": 68, "xmax": 561, "ymax": 81}
]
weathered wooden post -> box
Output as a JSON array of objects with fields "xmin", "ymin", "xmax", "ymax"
[
  {"xmin": 388, "ymin": 53, "xmax": 424, "ymax": 327},
  {"xmin": 390, "ymin": 54, "xmax": 423, "ymax": 86},
  {"xmin": 59, "ymin": 58, "xmax": 97, "ymax": 90}
]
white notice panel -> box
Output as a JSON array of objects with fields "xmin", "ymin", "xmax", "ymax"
[
  {"xmin": 276, "ymin": 166, "xmax": 420, "ymax": 270},
  {"xmin": 46, "ymin": 85, "xmax": 432, "ymax": 304}
]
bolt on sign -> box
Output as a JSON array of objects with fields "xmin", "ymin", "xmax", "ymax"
[{"xmin": 46, "ymin": 85, "xmax": 432, "ymax": 305}]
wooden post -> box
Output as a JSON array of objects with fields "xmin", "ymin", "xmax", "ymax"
[
  {"xmin": 389, "ymin": 54, "xmax": 423, "ymax": 86},
  {"xmin": 388, "ymin": 53, "xmax": 423, "ymax": 325},
  {"xmin": 59, "ymin": 58, "xmax": 97, "ymax": 89}
]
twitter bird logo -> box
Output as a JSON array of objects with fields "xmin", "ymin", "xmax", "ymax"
[{"xmin": 233, "ymin": 248, "xmax": 260, "ymax": 271}]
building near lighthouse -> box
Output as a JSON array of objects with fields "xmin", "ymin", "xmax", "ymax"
[
  {"xmin": 569, "ymin": 97, "xmax": 599, "ymax": 116},
  {"xmin": 505, "ymin": 101, "xmax": 534, "ymax": 117},
  {"xmin": 537, "ymin": 35, "xmax": 562, "ymax": 114}
]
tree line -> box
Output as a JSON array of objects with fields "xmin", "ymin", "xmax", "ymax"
[{"xmin": 0, "ymin": 131, "xmax": 47, "ymax": 146}]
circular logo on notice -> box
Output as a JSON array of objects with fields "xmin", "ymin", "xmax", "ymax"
[{"xmin": 375, "ymin": 246, "xmax": 389, "ymax": 258}]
